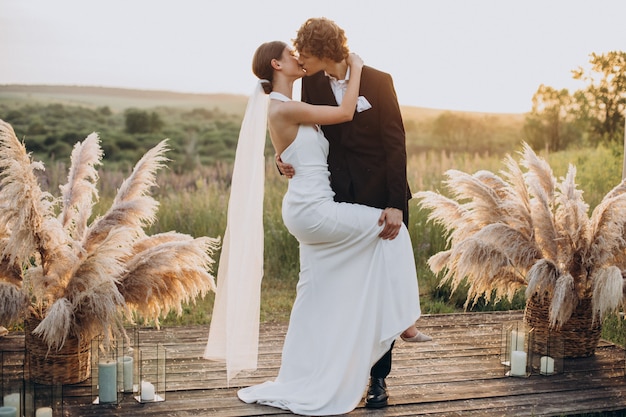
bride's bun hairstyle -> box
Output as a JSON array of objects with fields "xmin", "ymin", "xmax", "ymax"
[{"xmin": 252, "ymin": 41, "xmax": 287, "ymax": 94}]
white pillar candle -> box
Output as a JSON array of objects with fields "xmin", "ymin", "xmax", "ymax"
[
  {"xmin": 98, "ymin": 360, "xmax": 118, "ymax": 403},
  {"xmin": 3, "ymin": 393, "xmax": 20, "ymax": 417},
  {"xmin": 118, "ymin": 355, "xmax": 134, "ymax": 392},
  {"xmin": 540, "ymin": 355, "xmax": 555, "ymax": 374},
  {"xmin": 510, "ymin": 350, "xmax": 527, "ymax": 376},
  {"xmin": 0, "ymin": 406, "xmax": 17, "ymax": 417},
  {"xmin": 140, "ymin": 380, "xmax": 155, "ymax": 401},
  {"xmin": 36, "ymin": 407, "xmax": 53, "ymax": 417}
]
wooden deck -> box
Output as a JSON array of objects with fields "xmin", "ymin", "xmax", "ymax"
[{"xmin": 2, "ymin": 311, "xmax": 626, "ymax": 416}]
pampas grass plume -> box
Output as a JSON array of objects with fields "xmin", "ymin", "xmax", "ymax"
[
  {"xmin": 0, "ymin": 282, "xmax": 29, "ymax": 324},
  {"xmin": 549, "ymin": 273, "xmax": 576, "ymax": 328},
  {"xmin": 418, "ymin": 141, "xmax": 626, "ymax": 329},
  {"xmin": 592, "ymin": 266, "xmax": 624, "ymax": 322},
  {"xmin": 0, "ymin": 121, "xmax": 219, "ymax": 350},
  {"xmin": 33, "ymin": 298, "xmax": 73, "ymax": 350}
]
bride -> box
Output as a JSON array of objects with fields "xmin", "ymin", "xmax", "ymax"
[{"xmin": 207, "ymin": 41, "xmax": 421, "ymax": 416}]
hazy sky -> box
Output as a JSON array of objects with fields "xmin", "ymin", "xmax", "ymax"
[{"xmin": 1, "ymin": 0, "xmax": 624, "ymax": 113}]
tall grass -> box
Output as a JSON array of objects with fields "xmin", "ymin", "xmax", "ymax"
[{"xmin": 38, "ymin": 145, "xmax": 626, "ymax": 338}]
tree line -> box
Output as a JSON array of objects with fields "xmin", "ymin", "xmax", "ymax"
[
  {"xmin": 524, "ymin": 51, "xmax": 626, "ymax": 151},
  {"xmin": 1, "ymin": 50, "xmax": 623, "ymax": 170},
  {"xmin": 407, "ymin": 51, "xmax": 625, "ymax": 156},
  {"xmin": 0, "ymin": 102, "xmax": 248, "ymax": 172}
]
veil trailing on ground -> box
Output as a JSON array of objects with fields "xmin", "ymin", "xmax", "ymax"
[{"xmin": 204, "ymin": 82, "xmax": 269, "ymax": 383}]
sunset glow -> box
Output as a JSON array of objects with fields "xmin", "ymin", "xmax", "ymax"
[{"xmin": 1, "ymin": 0, "xmax": 624, "ymax": 113}]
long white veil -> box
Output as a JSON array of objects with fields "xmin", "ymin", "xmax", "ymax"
[{"xmin": 204, "ymin": 82, "xmax": 269, "ymax": 383}]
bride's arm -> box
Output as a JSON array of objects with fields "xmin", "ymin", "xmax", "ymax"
[
  {"xmin": 280, "ymin": 53, "xmax": 363, "ymax": 126},
  {"xmin": 334, "ymin": 52, "xmax": 363, "ymax": 118}
]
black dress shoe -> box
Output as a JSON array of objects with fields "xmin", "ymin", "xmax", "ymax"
[{"xmin": 365, "ymin": 377, "xmax": 388, "ymax": 409}]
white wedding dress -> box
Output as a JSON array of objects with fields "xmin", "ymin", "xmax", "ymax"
[{"xmin": 237, "ymin": 92, "xmax": 421, "ymax": 416}]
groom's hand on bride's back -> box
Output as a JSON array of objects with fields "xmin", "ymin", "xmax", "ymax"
[{"xmin": 275, "ymin": 154, "xmax": 295, "ymax": 178}]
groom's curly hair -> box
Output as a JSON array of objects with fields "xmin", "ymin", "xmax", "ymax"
[{"xmin": 293, "ymin": 17, "xmax": 349, "ymax": 63}]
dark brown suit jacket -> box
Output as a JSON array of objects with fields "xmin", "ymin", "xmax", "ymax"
[{"xmin": 301, "ymin": 65, "xmax": 411, "ymax": 223}]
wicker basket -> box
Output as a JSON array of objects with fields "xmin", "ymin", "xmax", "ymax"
[
  {"xmin": 524, "ymin": 294, "xmax": 601, "ymax": 358},
  {"xmin": 24, "ymin": 318, "xmax": 92, "ymax": 385}
]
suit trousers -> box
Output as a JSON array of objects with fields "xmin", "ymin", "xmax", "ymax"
[{"xmin": 370, "ymin": 341, "xmax": 394, "ymax": 378}]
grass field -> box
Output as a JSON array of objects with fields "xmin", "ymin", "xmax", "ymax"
[
  {"xmin": 147, "ymin": 145, "xmax": 626, "ymax": 346},
  {"xmin": 3, "ymin": 85, "xmax": 624, "ymax": 346}
]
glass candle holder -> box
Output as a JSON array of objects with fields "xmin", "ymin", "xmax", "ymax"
[
  {"xmin": 530, "ymin": 327, "xmax": 564, "ymax": 376},
  {"xmin": 91, "ymin": 338, "xmax": 122, "ymax": 405},
  {"xmin": 501, "ymin": 321, "xmax": 531, "ymax": 377},
  {"xmin": 134, "ymin": 344, "xmax": 166, "ymax": 403},
  {"xmin": 1, "ymin": 348, "xmax": 24, "ymax": 417},
  {"xmin": 117, "ymin": 328, "xmax": 137, "ymax": 394},
  {"xmin": 24, "ymin": 381, "xmax": 63, "ymax": 417}
]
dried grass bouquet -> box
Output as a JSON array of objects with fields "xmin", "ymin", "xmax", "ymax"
[
  {"xmin": 0, "ymin": 120, "xmax": 219, "ymax": 349},
  {"xmin": 415, "ymin": 142, "xmax": 626, "ymax": 328}
]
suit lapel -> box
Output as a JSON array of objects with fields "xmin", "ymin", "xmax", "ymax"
[{"xmin": 317, "ymin": 73, "xmax": 338, "ymax": 106}]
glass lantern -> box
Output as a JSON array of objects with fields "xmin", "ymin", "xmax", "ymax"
[
  {"xmin": 91, "ymin": 338, "xmax": 122, "ymax": 405},
  {"xmin": 1, "ymin": 348, "xmax": 24, "ymax": 417},
  {"xmin": 134, "ymin": 344, "xmax": 166, "ymax": 403},
  {"xmin": 500, "ymin": 320, "xmax": 531, "ymax": 377},
  {"xmin": 530, "ymin": 327, "xmax": 564, "ymax": 376},
  {"xmin": 24, "ymin": 381, "xmax": 63, "ymax": 417},
  {"xmin": 117, "ymin": 329, "xmax": 137, "ymax": 394}
]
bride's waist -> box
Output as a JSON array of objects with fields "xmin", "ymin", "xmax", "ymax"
[
  {"xmin": 286, "ymin": 179, "xmax": 334, "ymax": 199},
  {"xmin": 288, "ymin": 170, "xmax": 329, "ymax": 182}
]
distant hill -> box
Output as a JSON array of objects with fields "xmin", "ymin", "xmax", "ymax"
[
  {"xmin": 0, "ymin": 84, "xmax": 527, "ymax": 159},
  {"xmin": 0, "ymin": 84, "xmax": 524, "ymax": 148},
  {"xmin": 401, "ymin": 103, "xmax": 525, "ymax": 122},
  {"xmin": 0, "ymin": 84, "xmax": 523, "ymax": 123},
  {"xmin": 0, "ymin": 84, "xmax": 250, "ymax": 115}
]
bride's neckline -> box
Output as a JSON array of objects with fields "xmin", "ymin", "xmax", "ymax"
[{"xmin": 269, "ymin": 91, "xmax": 291, "ymax": 102}]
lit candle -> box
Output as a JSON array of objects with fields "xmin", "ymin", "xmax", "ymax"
[
  {"xmin": 3, "ymin": 393, "xmax": 20, "ymax": 416},
  {"xmin": 0, "ymin": 406, "xmax": 17, "ymax": 417},
  {"xmin": 540, "ymin": 355, "xmax": 555, "ymax": 374},
  {"xmin": 140, "ymin": 380, "xmax": 155, "ymax": 401},
  {"xmin": 119, "ymin": 355, "xmax": 134, "ymax": 392},
  {"xmin": 36, "ymin": 407, "xmax": 53, "ymax": 417},
  {"xmin": 98, "ymin": 360, "xmax": 118, "ymax": 403},
  {"xmin": 510, "ymin": 350, "xmax": 527, "ymax": 376}
]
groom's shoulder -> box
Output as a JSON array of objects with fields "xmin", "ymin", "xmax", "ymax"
[{"xmin": 363, "ymin": 65, "xmax": 392, "ymax": 80}]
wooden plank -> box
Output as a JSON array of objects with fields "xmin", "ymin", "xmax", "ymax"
[{"xmin": 2, "ymin": 311, "xmax": 626, "ymax": 416}]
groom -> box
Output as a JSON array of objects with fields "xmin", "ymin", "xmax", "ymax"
[{"xmin": 288, "ymin": 17, "xmax": 412, "ymax": 409}]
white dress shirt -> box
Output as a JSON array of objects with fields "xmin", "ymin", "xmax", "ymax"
[{"xmin": 327, "ymin": 67, "xmax": 350, "ymax": 105}]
